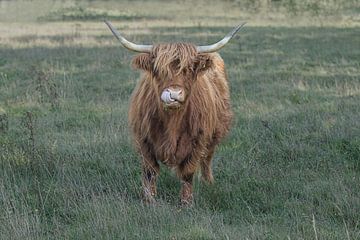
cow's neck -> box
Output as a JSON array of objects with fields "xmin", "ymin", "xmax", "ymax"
[
  {"xmin": 151, "ymin": 107, "xmax": 192, "ymax": 165},
  {"xmin": 162, "ymin": 108, "xmax": 187, "ymax": 135}
]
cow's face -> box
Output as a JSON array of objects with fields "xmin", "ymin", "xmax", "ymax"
[{"xmin": 132, "ymin": 44, "xmax": 213, "ymax": 110}]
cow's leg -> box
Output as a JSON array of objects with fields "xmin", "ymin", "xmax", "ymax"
[
  {"xmin": 142, "ymin": 157, "xmax": 159, "ymax": 204},
  {"xmin": 200, "ymin": 143, "xmax": 216, "ymax": 184},
  {"xmin": 180, "ymin": 174, "xmax": 194, "ymax": 206},
  {"xmin": 178, "ymin": 156, "xmax": 197, "ymax": 206},
  {"xmin": 140, "ymin": 139, "xmax": 159, "ymax": 204}
]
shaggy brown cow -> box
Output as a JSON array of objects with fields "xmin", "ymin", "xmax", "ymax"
[{"xmin": 105, "ymin": 21, "xmax": 245, "ymax": 205}]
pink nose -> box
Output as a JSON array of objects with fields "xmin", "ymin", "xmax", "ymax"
[{"xmin": 161, "ymin": 88, "xmax": 185, "ymax": 104}]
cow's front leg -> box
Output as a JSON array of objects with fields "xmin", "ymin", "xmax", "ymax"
[
  {"xmin": 142, "ymin": 157, "xmax": 159, "ymax": 204},
  {"xmin": 178, "ymin": 155, "xmax": 197, "ymax": 206},
  {"xmin": 180, "ymin": 174, "xmax": 194, "ymax": 206}
]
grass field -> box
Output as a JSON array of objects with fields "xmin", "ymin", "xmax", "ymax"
[{"xmin": 1, "ymin": 0, "xmax": 360, "ymax": 239}]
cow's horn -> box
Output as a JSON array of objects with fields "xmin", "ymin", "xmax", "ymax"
[
  {"xmin": 196, "ymin": 22, "xmax": 246, "ymax": 53},
  {"xmin": 105, "ymin": 20, "xmax": 152, "ymax": 53}
]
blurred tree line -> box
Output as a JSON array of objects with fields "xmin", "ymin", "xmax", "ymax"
[{"xmin": 224, "ymin": 0, "xmax": 360, "ymax": 16}]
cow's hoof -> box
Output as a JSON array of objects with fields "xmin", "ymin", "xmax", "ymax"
[
  {"xmin": 179, "ymin": 197, "xmax": 193, "ymax": 207},
  {"xmin": 201, "ymin": 173, "xmax": 214, "ymax": 184}
]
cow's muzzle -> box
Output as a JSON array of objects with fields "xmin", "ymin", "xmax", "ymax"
[{"xmin": 161, "ymin": 88, "xmax": 185, "ymax": 108}]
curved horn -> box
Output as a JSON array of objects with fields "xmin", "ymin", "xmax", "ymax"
[
  {"xmin": 104, "ymin": 20, "xmax": 152, "ymax": 53},
  {"xmin": 196, "ymin": 22, "xmax": 246, "ymax": 53}
]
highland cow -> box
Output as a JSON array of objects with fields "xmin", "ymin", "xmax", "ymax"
[{"xmin": 105, "ymin": 21, "xmax": 245, "ymax": 205}]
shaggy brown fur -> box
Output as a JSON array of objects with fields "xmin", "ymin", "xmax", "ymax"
[{"xmin": 128, "ymin": 43, "xmax": 233, "ymax": 205}]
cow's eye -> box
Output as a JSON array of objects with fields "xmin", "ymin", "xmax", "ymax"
[
  {"xmin": 152, "ymin": 68, "xmax": 159, "ymax": 78},
  {"xmin": 182, "ymin": 67, "xmax": 193, "ymax": 75}
]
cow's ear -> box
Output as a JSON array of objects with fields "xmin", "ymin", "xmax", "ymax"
[
  {"xmin": 132, "ymin": 53, "xmax": 152, "ymax": 72},
  {"xmin": 194, "ymin": 53, "xmax": 213, "ymax": 74}
]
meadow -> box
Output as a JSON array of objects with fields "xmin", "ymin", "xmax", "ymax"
[{"xmin": 0, "ymin": 0, "xmax": 360, "ymax": 239}]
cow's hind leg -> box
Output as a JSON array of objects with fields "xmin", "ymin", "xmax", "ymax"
[
  {"xmin": 141, "ymin": 155, "xmax": 159, "ymax": 204},
  {"xmin": 200, "ymin": 144, "xmax": 216, "ymax": 184}
]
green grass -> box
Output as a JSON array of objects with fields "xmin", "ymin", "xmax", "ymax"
[{"xmin": 1, "ymin": 0, "xmax": 360, "ymax": 239}]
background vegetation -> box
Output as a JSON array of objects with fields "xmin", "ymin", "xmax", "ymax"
[{"xmin": 0, "ymin": 0, "xmax": 359, "ymax": 239}]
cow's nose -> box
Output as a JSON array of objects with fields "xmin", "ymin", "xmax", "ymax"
[
  {"xmin": 168, "ymin": 88, "xmax": 185, "ymax": 102},
  {"xmin": 161, "ymin": 88, "xmax": 185, "ymax": 104},
  {"xmin": 170, "ymin": 89, "xmax": 184, "ymax": 101}
]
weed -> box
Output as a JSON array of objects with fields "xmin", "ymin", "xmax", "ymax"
[
  {"xmin": 32, "ymin": 66, "xmax": 60, "ymax": 110},
  {"xmin": 22, "ymin": 111, "xmax": 36, "ymax": 158},
  {"xmin": 0, "ymin": 107, "xmax": 8, "ymax": 133}
]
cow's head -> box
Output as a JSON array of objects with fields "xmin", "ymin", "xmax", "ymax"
[
  {"xmin": 131, "ymin": 43, "xmax": 214, "ymax": 110},
  {"xmin": 105, "ymin": 21, "xmax": 245, "ymax": 110}
]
